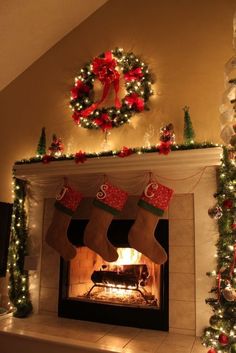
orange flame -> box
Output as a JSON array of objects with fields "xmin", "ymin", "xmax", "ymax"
[{"xmin": 112, "ymin": 248, "xmax": 142, "ymax": 265}]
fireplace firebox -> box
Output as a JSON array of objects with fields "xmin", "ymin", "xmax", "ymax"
[{"xmin": 58, "ymin": 219, "xmax": 169, "ymax": 330}]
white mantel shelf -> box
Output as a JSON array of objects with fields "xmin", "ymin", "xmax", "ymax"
[{"xmin": 14, "ymin": 147, "xmax": 222, "ymax": 180}]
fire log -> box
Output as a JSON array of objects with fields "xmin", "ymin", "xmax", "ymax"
[{"xmin": 91, "ymin": 264, "xmax": 149, "ymax": 288}]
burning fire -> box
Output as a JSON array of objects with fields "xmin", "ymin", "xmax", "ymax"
[{"xmin": 112, "ymin": 248, "xmax": 142, "ymax": 265}]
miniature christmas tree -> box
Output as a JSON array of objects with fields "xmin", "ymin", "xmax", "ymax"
[
  {"xmin": 202, "ymin": 147, "xmax": 236, "ymax": 353},
  {"xmin": 183, "ymin": 106, "xmax": 195, "ymax": 144},
  {"xmin": 36, "ymin": 127, "xmax": 46, "ymax": 156}
]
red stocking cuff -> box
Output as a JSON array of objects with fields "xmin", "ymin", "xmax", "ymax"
[
  {"xmin": 94, "ymin": 182, "xmax": 128, "ymax": 214},
  {"xmin": 55, "ymin": 186, "xmax": 82, "ymax": 215},
  {"xmin": 139, "ymin": 181, "xmax": 174, "ymax": 213}
]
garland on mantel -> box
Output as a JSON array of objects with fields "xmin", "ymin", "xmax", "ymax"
[{"xmin": 15, "ymin": 141, "xmax": 219, "ymax": 165}]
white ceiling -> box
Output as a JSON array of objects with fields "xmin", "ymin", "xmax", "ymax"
[{"xmin": 0, "ymin": 0, "xmax": 109, "ymax": 91}]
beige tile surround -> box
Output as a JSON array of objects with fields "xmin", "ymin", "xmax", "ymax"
[{"xmin": 39, "ymin": 193, "xmax": 196, "ymax": 336}]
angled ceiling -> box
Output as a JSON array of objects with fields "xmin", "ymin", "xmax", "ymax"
[{"xmin": 0, "ymin": 0, "xmax": 109, "ymax": 91}]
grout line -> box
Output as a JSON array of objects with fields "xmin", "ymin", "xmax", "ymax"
[
  {"xmin": 94, "ymin": 325, "xmax": 119, "ymax": 343},
  {"xmin": 121, "ymin": 330, "xmax": 142, "ymax": 349}
]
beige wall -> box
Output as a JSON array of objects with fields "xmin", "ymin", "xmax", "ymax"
[{"xmin": 0, "ymin": 0, "xmax": 235, "ymax": 202}]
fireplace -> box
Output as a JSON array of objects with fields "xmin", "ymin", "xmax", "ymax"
[
  {"xmin": 58, "ymin": 218, "xmax": 169, "ymax": 330},
  {"xmin": 13, "ymin": 147, "xmax": 221, "ymax": 336}
]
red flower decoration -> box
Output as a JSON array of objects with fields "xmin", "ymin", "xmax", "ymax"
[
  {"xmin": 118, "ymin": 146, "xmax": 133, "ymax": 158},
  {"xmin": 124, "ymin": 67, "xmax": 143, "ymax": 82},
  {"xmin": 125, "ymin": 93, "xmax": 144, "ymax": 111},
  {"xmin": 70, "ymin": 80, "xmax": 90, "ymax": 100},
  {"xmin": 223, "ymin": 199, "xmax": 233, "ymax": 209},
  {"xmin": 207, "ymin": 349, "xmax": 217, "ymax": 353},
  {"xmin": 158, "ymin": 142, "xmax": 171, "ymax": 155},
  {"xmin": 94, "ymin": 113, "xmax": 112, "ymax": 132},
  {"xmin": 92, "ymin": 51, "xmax": 119, "ymax": 84},
  {"xmin": 75, "ymin": 151, "xmax": 87, "ymax": 164},
  {"xmin": 42, "ymin": 154, "xmax": 53, "ymax": 164}
]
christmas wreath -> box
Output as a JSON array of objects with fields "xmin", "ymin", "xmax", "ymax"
[{"xmin": 69, "ymin": 48, "xmax": 154, "ymax": 131}]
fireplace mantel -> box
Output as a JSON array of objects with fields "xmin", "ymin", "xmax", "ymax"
[{"xmin": 14, "ymin": 147, "xmax": 222, "ymax": 181}]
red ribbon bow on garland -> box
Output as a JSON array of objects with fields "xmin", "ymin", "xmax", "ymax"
[
  {"xmin": 118, "ymin": 146, "xmax": 133, "ymax": 158},
  {"xmin": 158, "ymin": 141, "xmax": 172, "ymax": 155},
  {"xmin": 42, "ymin": 154, "xmax": 53, "ymax": 164},
  {"xmin": 75, "ymin": 151, "xmax": 87, "ymax": 164},
  {"xmin": 125, "ymin": 93, "xmax": 144, "ymax": 111},
  {"xmin": 81, "ymin": 51, "xmax": 121, "ymax": 118},
  {"xmin": 124, "ymin": 67, "xmax": 144, "ymax": 82}
]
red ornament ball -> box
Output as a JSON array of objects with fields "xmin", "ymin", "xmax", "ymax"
[
  {"xmin": 219, "ymin": 333, "xmax": 229, "ymax": 346},
  {"xmin": 223, "ymin": 199, "xmax": 233, "ymax": 209},
  {"xmin": 207, "ymin": 348, "xmax": 217, "ymax": 353}
]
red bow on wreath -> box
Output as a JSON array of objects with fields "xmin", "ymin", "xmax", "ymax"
[
  {"xmin": 94, "ymin": 113, "xmax": 112, "ymax": 132},
  {"xmin": 125, "ymin": 93, "xmax": 144, "ymax": 111},
  {"xmin": 124, "ymin": 67, "xmax": 143, "ymax": 82},
  {"xmin": 81, "ymin": 51, "xmax": 121, "ymax": 118}
]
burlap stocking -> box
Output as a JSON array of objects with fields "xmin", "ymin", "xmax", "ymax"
[
  {"xmin": 84, "ymin": 182, "xmax": 128, "ymax": 262},
  {"xmin": 45, "ymin": 185, "xmax": 82, "ymax": 261},
  {"xmin": 128, "ymin": 181, "xmax": 174, "ymax": 264}
]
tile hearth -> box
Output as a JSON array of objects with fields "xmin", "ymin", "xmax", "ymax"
[{"xmin": 0, "ymin": 314, "xmax": 206, "ymax": 353}]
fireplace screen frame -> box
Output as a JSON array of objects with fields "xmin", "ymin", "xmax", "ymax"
[{"xmin": 58, "ymin": 219, "xmax": 169, "ymax": 331}]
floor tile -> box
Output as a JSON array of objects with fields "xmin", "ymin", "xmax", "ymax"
[
  {"xmin": 122, "ymin": 332, "xmax": 166, "ymax": 353},
  {"xmin": 156, "ymin": 343, "xmax": 192, "ymax": 353},
  {"xmin": 162, "ymin": 332, "xmax": 195, "ymax": 349},
  {"xmin": 98, "ymin": 335, "xmax": 132, "ymax": 350},
  {"xmin": 191, "ymin": 338, "xmax": 207, "ymax": 353},
  {"xmin": 0, "ymin": 314, "xmax": 208, "ymax": 353}
]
